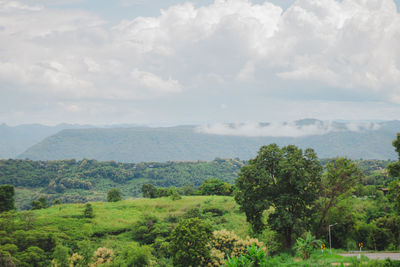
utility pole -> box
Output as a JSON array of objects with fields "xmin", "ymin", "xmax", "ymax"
[{"xmin": 329, "ymin": 223, "xmax": 337, "ymax": 254}]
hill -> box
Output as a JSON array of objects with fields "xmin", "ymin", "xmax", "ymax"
[
  {"xmin": 0, "ymin": 196, "xmax": 392, "ymax": 266},
  {"xmin": 0, "ymin": 123, "xmax": 93, "ymax": 159},
  {"xmin": 18, "ymin": 120, "xmax": 400, "ymax": 162},
  {"xmin": 0, "ymin": 158, "xmax": 243, "ymax": 209}
]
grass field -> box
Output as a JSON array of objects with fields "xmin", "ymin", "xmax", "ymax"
[{"xmin": 23, "ymin": 196, "xmax": 396, "ymax": 266}]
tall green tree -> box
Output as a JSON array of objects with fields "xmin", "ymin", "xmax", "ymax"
[
  {"xmin": 235, "ymin": 144, "xmax": 322, "ymax": 248},
  {"xmin": 315, "ymin": 157, "xmax": 362, "ymax": 237},
  {"xmin": 388, "ymin": 133, "xmax": 400, "ymax": 178},
  {"xmin": 388, "ymin": 133, "xmax": 400, "ymax": 212},
  {"xmin": 0, "ymin": 185, "xmax": 15, "ymax": 213}
]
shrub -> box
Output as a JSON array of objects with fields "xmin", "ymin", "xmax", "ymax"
[
  {"xmin": 199, "ymin": 179, "xmax": 232, "ymax": 196},
  {"xmin": 142, "ymin": 184, "xmax": 158, "ymax": 198},
  {"xmin": 83, "ymin": 203, "xmax": 94, "ymax": 219},
  {"xmin": 51, "ymin": 245, "xmax": 70, "ymax": 267},
  {"xmin": 112, "ymin": 243, "xmax": 152, "ymax": 267},
  {"xmin": 90, "ymin": 247, "xmax": 114, "ymax": 266},
  {"xmin": 31, "ymin": 197, "xmax": 49, "ymax": 210},
  {"xmin": 202, "ymin": 207, "xmax": 225, "ymax": 217},
  {"xmin": 294, "ymin": 232, "xmax": 321, "ymax": 260},
  {"xmin": 132, "ymin": 214, "xmax": 170, "ymax": 245},
  {"xmin": 209, "ymin": 229, "xmax": 265, "ymax": 266},
  {"xmin": 183, "ymin": 208, "xmax": 202, "ymax": 219},
  {"xmin": 107, "ymin": 189, "xmax": 122, "ymax": 202},
  {"xmin": 225, "ymin": 244, "xmax": 267, "ymax": 267},
  {"xmin": 169, "ymin": 218, "xmax": 213, "ymax": 267},
  {"xmin": 170, "ymin": 191, "xmax": 182, "ymax": 201}
]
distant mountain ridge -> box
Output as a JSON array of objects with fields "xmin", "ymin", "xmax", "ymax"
[
  {"xmin": 0, "ymin": 123, "xmax": 94, "ymax": 159},
  {"xmin": 17, "ymin": 120, "xmax": 400, "ymax": 162}
]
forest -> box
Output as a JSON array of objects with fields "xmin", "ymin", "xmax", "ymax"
[{"xmin": 0, "ymin": 134, "xmax": 399, "ymax": 266}]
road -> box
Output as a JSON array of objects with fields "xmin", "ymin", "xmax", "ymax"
[{"xmin": 340, "ymin": 252, "xmax": 400, "ymax": 261}]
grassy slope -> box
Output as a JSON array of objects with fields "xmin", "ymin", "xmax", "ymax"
[
  {"xmin": 30, "ymin": 196, "xmax": 369, "ymax": 266},
  {"xmin": 33, "ymin": 196, "xmax": 250, "ymax": 247}
]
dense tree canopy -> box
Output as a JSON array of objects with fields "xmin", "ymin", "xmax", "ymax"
[
  {"xmin": 0, "ymin": 185, "xmax": 15, "ymax": 212},
  {"xmin": 315, "ymin": 157, "xmax": 363, "ymax": 237},
  {"xmin": 235, "ymin": 144, "xmax": 322, "ymax": 248},
  {"xmin": 199, "ymin": 179, "xmax": 232, "ymax": 196}
]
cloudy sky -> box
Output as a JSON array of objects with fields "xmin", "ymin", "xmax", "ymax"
[{"xmin": 1, "ymin": 0, "xmax": 400, "ymax": 126}]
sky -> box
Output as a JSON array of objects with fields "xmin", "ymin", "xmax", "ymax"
[{"xmin": 1, "ymin": 0, "xmax": 400, "ymax": 126}]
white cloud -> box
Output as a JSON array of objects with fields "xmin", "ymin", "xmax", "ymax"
[
  {"xmin": 197, "ymin": 120, "xmax": 381, "ymax": 137},
  {"xmin": 1, "ymin": 0, "xmax": 400, "ymax": 125}
]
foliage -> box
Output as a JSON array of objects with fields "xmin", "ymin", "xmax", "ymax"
[
  {"xmin": 199, "ymin": 179, "xmax": 232, "ymax": 196},
  {"xmin": 388, "ymin": 181, "xmax": 400, "ymax": 212},
  {"xmin": 111, "ymin": 243, "xmax": 153, "ymax": 267},
  {"xmin": 0, "ymin": 158, "xmax": 241, "ymax": 209},
  {"xmin": 142, "ymin": 183, "xmax": 158, "ymax": 198},
  {"xmin": 169, "ymin": 218, "xmax": 213, "ymax": 267},
  {"xmin": 0, "ymin": 185, "xmax": 15, "ymax": 212},
  {"xmin": 132, "ymin": 214, "xmax": 170, "ymax": 245},
  {"xmin": 235, "ymin": 144, "xmax": 322, "ymax": 248},
  {"xmin": 225, "ymin": 244, "xmax": 267, "ymax": 267},
  {"xmin": 83, "ymin": 203, "xmax": 94, "ymax": 218},
  {"xmin": 316, "ymin": 157, "xmax": 363, "ymax": 237},
  {"xmin": 31, "ymin": 197, "xmax": 49, "ymax": 210},
  {"xmin": 209, "ymin": 229, "xmax": 265, "ymax": 266},
  {"xmin": 388, "ymin": 133, "xmax": 400, "ymax": 177},
  {"xmin": 0, "ymin": 251, "xmax": 16, "ymax": 267},
  {"xmin": 107, "ymin": 188, "xmax": 122, "ymax": 202},
  {"xmin": 294, "ymin": 232, "xmax": 322, "ymax": 259},
  {"xmin": 51, "ymin": 245, "xmax": 70, "ymax": 267},
  {"xmin": 90, "ymin": 247, "xmax": 114, "ymax": 266}
]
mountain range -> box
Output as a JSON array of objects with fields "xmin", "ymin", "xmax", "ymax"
[{"xmin": 6, "ymin": 119, "xmax": 398, "ymax": 162}]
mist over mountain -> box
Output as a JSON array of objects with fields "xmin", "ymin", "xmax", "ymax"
[{"xmin": 17, "ymin": 120, "xmax": 400, "ymax": 162}]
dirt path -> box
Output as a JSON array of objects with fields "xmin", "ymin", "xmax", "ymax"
[{"xmin": 340, "ymin": 252, "xmax": 400, "ymax": 261}]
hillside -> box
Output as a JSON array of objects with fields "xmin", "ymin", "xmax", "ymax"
[
  {"xmin": 0, "ymin": 158, "xmax": 243, "ymax": 209},
  {"xmin": 0, "ymin": 196, "xmax": 392, "ymax": 266},
  {"xmin": 18, "ymin": 120, "xmax": 400, "ymax": 162},
  {"xmin": 0, "ymin": 123, "xmax": 93, "ymax": 159}
]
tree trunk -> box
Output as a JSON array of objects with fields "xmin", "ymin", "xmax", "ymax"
[{"xmin": 285, "ymin": 227, "xmax": 292, "ymax": 249}]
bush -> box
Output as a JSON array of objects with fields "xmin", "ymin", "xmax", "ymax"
[
  {"xmin": 107, "ymin": 189, "xmax": 122, "ymax": 202},
  {"xmin": 91, "ymin": 247, "xmax": 114, "ymax": 266},
  {"xmin": 170, "ymin": 191, "xmax": 182, "ymax": 201},
  {"xmin": 132, "ymin": 214, "xmax": 170, "ymax": 245},
  {"xmin": 199, "ymin": 179, "xmax": 232, "ymax": 196},
  {"xmin": 112, "ymin": 243, "xmax": 152, "ymax": 267},
  {"xmin": 31, "ymin": 197, "xmax": 49, "ymax": 210},
  {"xmin": 209, "ymin": 229, "xmax": 265, "ymax": 266},
  {"xmin": 183, "ymin": 208, "xmax": 202, "ymax": 219},
  {"xmin": 83, "ymin": 203, "xmax": 94, "ymax": 218},
  {"xmin": 142, "ymin": 184, "xmax": 158, "ymax": 198},
  {"xmin": 202, "ymin": 207, "xmax": 225, "ymax": 217},
  {"xmin": 51, "ymin": 245, "xmax": 70, "ymax": 267},
  {"xmin": 170, "ymin": 218, "xmax": 213, "ymax": 267},
  {"xmin": 225, "ymin": 244, "xmax": 267, "ymax": 267},
  {"xmin": 294, "ymin": 232, "xmax": 321, "ymax": 260}
]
